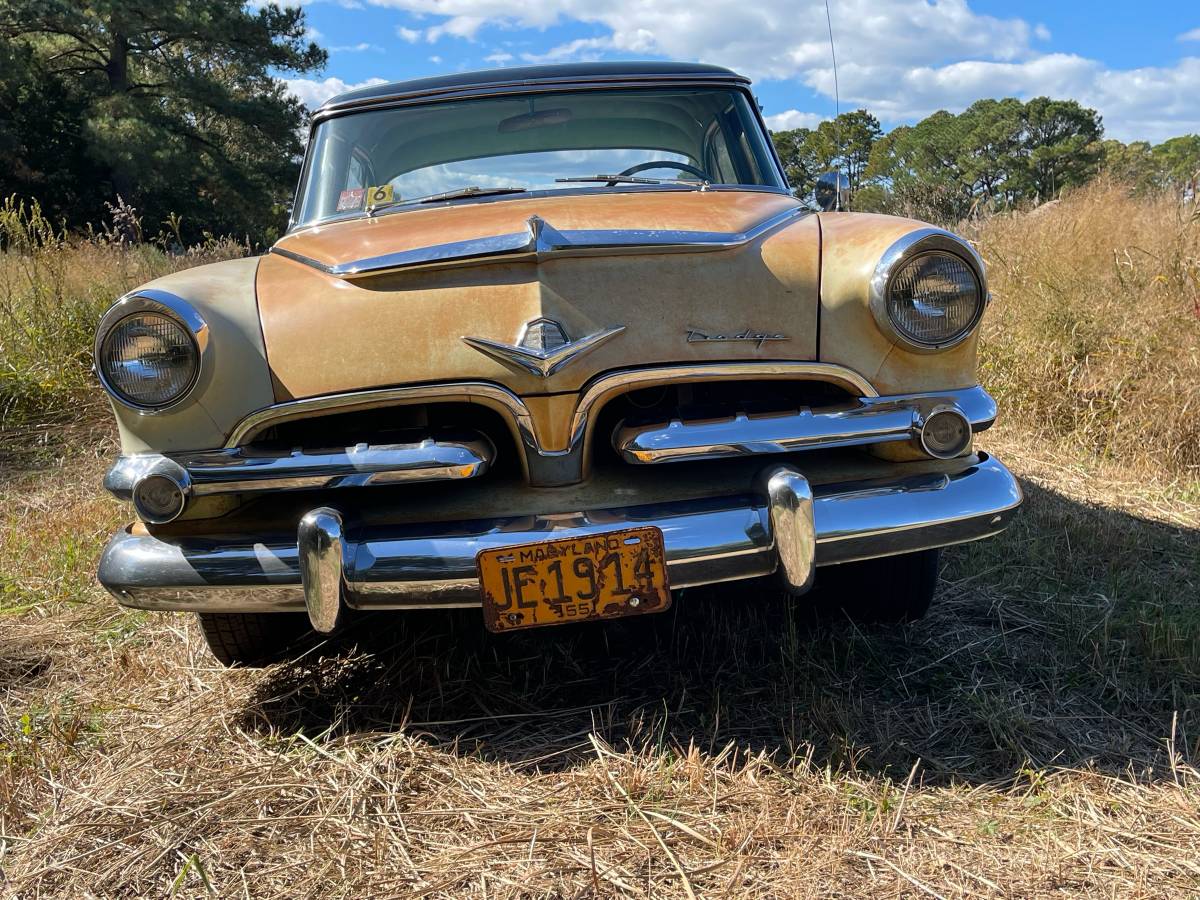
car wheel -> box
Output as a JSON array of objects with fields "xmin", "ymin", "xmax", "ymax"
[
  {"xmin": 811, "ymin": 548, "xmax": 940, "ymax": 624},
  {"xmin": 196, "ymin": 612, "xmax": 311, "ymax": 666}
]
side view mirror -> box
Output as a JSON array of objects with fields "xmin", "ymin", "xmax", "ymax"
[{"xmin": 814, "ymin": 171, "xmax": 850, "ymax": 212}]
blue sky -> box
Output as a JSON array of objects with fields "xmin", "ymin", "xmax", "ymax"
[{"xmin": 281, "ymin": 0, "xmax": 1200, "ymax": 142}]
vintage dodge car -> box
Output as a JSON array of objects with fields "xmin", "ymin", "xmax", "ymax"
[{"xmin": 95, "ymin": 62, "xmax": 1023, "ymax": 665}]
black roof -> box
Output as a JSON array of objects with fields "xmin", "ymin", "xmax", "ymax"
[{"xmin": 319, "ymin": 61, "xmax": 748, "ymax": 115}]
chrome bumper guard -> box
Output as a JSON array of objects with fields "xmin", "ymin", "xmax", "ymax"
[
  {"xmin": 98, "ymin": 454, "xmax": 1022, "ymax": 631},
  {"xmin": 615, "ymin": 384, "xmax": 996, "ymax": 464}
]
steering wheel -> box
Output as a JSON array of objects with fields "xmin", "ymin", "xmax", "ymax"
[{"xmin": 614, "ymin": 160, "xmax": 711, "ymax": 185}]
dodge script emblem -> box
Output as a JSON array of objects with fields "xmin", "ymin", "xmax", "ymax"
[
  {"xmin": 464, "ymin": 318, "xmax": 624, "ymax": 377},
  {"xmin": 686, "ymin": 328, "xmax": 789, "ymax": 348}
]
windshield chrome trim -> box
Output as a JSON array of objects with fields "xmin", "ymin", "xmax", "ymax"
[{"xmin": 272, "ymin": 205, "xmax": 808, "ymax": 279}]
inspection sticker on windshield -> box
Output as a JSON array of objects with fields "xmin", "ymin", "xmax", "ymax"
[
  {"xmin": 477, "ymin": 526, "xmax": 670, "ymax": 633},
  {"xmin": 336, "ymin": 188, "xmax": 365, "ymax": 212},
  {"xmin": 367, "ymin": 184, "xmax": 395, "ymax": 206}
]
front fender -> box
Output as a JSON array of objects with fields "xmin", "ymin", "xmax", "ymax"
[
  {"xmin": 818, "ymin": 213, "xmax": 981, "ymax": 395},
  {"xmin": 104, "ymin": 256, "xmax": 275, "ymax": 454}
]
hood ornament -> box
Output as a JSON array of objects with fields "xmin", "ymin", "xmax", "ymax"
[{"xmin": 464, "ymin": 318, "xmax": 624, "ymax": 377}]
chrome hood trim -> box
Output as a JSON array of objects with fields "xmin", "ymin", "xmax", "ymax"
[{"xmin": 270, "ymin": 207, "xmax": 808, "ymax": 280}]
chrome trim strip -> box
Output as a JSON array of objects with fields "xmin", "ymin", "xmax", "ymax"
[
  {"xmin": 105, "ymin": 437, "xmax": 493, "ymax": 501},
  {"xmin": 271, "ymin": 207, "xmax": 808, "ymax": 279},
  {"xmin": 93, "ymin": 289, "xmax": 210, "ymax": 415},
  {"xmin": 314, "ymin": 74, "xmax": 752, "ymax": 121},
  {"xmin": 614, "ymin": 385, "xmax": 995, "ymax": 465},
  {"xmin": 224, "ymin": 383, "xmax": 533, "ymax": 450},
  {"xmin": 98, "ymin": 454, "xmax": 1022, "ymax": 612},
  {"xmin": 868, "ymin": 229, "xmax": 989, "ymax": 353}
]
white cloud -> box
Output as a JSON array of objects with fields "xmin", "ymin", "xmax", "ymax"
[
  {"xmin": 330, "ymin": 42, "xmax": 380, "ymax": 52},
  {"xmin": 764, "ymin": 109, "xmax": 824, "ymax": 131},
  {"xmin": 429, "ymin": 55, "xmax": 443, "ymax": 64},
  {"xmin": 520, "ymin": 37, "xmax": 616, "ymax": 64},
  {"xmin": 424, "ymin": 15, "xmax": 488, "ymax": 41},
  {"xmin": 397, "ymin": 26, "xmax": 421, "ymax": 42},
  {"xmin": 484, "ymin": 51, "xmax": 514, "ymax": 64},
  {"xmin": 346, "ymin": 0, "xmax": 1198, "ymax": 140},
  {"xmin": 285, "ymin": 76, "xmax": 389, "ymax": 109}
]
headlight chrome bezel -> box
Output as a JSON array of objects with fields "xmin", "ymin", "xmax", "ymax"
[
  {"xmin": 868, "ymin": 229, "xmax": 989, "ymax": 353},
  {"xmin": 94, "ymin": 289, "xmax": 209, "ymax": 414}
]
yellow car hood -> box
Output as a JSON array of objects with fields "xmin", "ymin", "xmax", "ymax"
[{"xmin": 259, "ymin": 190, "xmax": 820, "ymax": 401}]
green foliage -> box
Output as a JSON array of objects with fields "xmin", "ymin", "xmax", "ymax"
[
  {"xmin": 768, "ymin": 97, "xmax": 1179, "ymax": 221},
  {"xmin": 0, "ymin": 0, "xmax": 327, "ymax": 243},
  {"xmin": 1102, "ymin": 135, "xmax": 1200, "ymax": 195},
  {"xmin": 771, "ymin": 109, "xmax": 881, "ymax": 199},
  {"xmin": 864, "ymin": 97, "xmax": 1105, "ymax": 220}
]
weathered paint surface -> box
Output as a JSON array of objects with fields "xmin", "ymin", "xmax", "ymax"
[
  {"xmin": 110, "ymin": 194, "xmax": 986, "ymax": 459},
  {"xmin": 258, "ymin": 191, "xmax": 822, "ymax": 403},
  {"xmin": 817, "ymin": 212, "xmax": 980, "ymax": 394}
]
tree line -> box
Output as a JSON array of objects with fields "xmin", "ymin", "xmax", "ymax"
[
  {"xmin": 772, "ymin": 99, "xmax": 1200, "ymax": 223},
  {"xmin": 0, "ymin": 0, "xmax": 323, "ymax": 244},
  {"xmin": 0, "ymin": 0, "xmax": 1196, "ymax": 244}
]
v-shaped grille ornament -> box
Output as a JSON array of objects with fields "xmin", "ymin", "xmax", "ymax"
[{"xmin": 463, "ymin": 318, "xmax": 624, "ymax": 377}]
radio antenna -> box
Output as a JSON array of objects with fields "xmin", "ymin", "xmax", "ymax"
[
  {"xmin": 824, "ymin": 0, "xmax": 840, "ymax": 122},
  {"xmin": 823, "ymin": 0, "xmax": 845, "ymax": 208}
]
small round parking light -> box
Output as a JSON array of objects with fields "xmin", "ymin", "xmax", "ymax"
[
  {"xmin": 919, "ymin": 408, "xmax": 971, "ymax": 459},
  {"xmin": 133, "ymin": 473, "xmax": 188, "ymax": 524}
]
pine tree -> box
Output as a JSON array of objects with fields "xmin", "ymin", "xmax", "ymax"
[{"xmin": 0, "ymin": 0, "xmax": 327, "ymax": 241}]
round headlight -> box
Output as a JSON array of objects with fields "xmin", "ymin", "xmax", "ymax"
[
  {"xmin": 95, "ymin": 292, "xmax": 207, "ymax": 412},
  {"xmin": 887, "ymin": 251, "xmax": 982, "ymax": 347},
  {"xmin": 99, "ymin": 313, "xmax": 198, "ymax": 407},
  {"xmin": 870, "ymin": 230, "xmax": 988, "ymax": 352}
]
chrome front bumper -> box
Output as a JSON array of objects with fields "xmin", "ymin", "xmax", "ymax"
[{"xmin": 98, "ymin": 454, "xmax": 1022, "ymax": 627}]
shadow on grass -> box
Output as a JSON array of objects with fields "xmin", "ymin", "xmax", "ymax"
[{"xmin": 238, "ymin": 476, "xmax": 1200, "ymax": 783}]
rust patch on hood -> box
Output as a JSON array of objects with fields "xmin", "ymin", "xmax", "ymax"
[{"xmin": 258, "ymin": 191, "xmax": 820, "ymax": 402}]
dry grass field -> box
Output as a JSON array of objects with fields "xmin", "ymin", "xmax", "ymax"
[{"xmin": 1, "ymin": 182, "xmax": 1198, "ymax": 897}]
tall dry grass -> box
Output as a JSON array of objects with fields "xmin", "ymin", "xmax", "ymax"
[
  {"xmin": 968, "ymin": 178, "xmax": 1200, "ymax": 476},
  {"xmin": 3, "ymin": 182, "xmax": 1196, "ymax": 479},
  {"xmin": 0, "ymin": 182, "xmax": 1197, "ymax": 897},
  {"xmin": 0, "ymin": 197, "xmax": 245, "ymax": 434}
]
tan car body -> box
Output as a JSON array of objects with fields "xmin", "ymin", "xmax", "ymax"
[
  {"xmin": 110, "ymin": 193, "xmax": 976, "ymax": 457},
  {"xmin": 94, "ymin": 63, "xmax": 1021, "ymax": 661}
]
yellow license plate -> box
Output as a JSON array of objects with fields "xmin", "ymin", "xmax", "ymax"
[{"xmin": 477, "ymin": 526, "xmax": 670, "ymax": 633}]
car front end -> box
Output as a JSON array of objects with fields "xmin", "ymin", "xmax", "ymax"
[{"xmin": 93, "ymin": 62, "xmax": 1022, "ymax": 663}]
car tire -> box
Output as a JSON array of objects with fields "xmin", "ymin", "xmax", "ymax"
[
  {"xmin": 811, "ymin": 548, "xmax": 940, "ymax": 623},
  {"xmin": 196, "ymin": 612, "xmax": 311, "ymax": 667}
]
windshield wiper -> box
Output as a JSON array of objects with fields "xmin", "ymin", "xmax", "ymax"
[
  {"xmin": 555, "ymin": 175, "xmax": 709, "ymax": 189},
  {"xmin": 367, "ymin": 185, "xmax": 527, "ymax": 216}
]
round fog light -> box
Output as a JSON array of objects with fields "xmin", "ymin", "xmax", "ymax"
[
  {"xmin": 919, "ymin": 408, "xmax": 971, "ymax": 459},
  {"xmin": 133, "ymin": 473, "xmax": 187, "ymax": 524}
]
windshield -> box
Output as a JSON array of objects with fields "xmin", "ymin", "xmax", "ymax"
[{"xmin": 293, "ymin": 86, "xmax": 785, "ymax": 227}]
